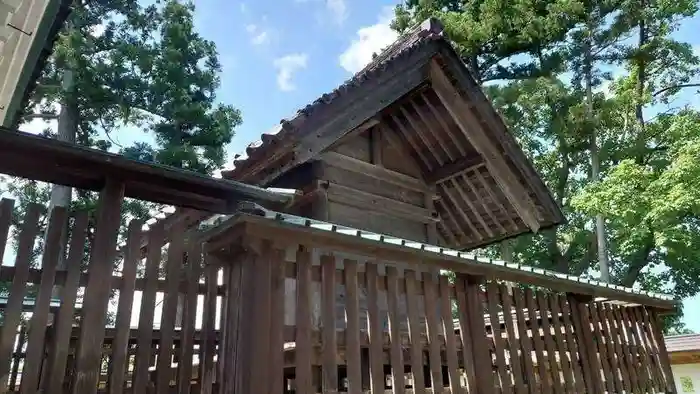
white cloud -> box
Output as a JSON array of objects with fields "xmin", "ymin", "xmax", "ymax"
[
  {"xmin": 326, "ymin": 0, "xmax": 347, "ymax": 26},
  {"xmin": 245, "ymin": 24, "xmax": 270, "ymax": 46},
  {"xmin": 295, "ymin": 0, "xmax": 347, "ymax": 26},
  {"xmin": 338, "ymin": 7, "xmax": 397, "ymax": 74},
  {"xmin": 273, "ymin": 53, "xmax": 308, "ymax": 92}
]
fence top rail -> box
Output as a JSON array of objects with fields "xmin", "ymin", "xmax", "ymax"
[
  {"xmin": 201, "ymin": 209, "xmax": 677, "ymax": 311},
  {"xmin": 0, "ymin": 128, "xmax": 292, "ymax": 212}
]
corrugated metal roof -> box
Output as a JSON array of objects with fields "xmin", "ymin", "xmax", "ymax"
[
  {"xmin": 221, "ymin": 18, "xmax": 446, "ymax": 181},
  {"xmin": 666, "ymin": 334, "xmax": 700, "ymax": 353}
]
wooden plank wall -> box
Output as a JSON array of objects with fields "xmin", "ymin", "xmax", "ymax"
[
  {"xmin": 221, "ymin": 233, "xmax": 678, "ymax": 394},
  {"xmin": 0, "ymin": 198, "xmax": 223, "ymax": 393}
]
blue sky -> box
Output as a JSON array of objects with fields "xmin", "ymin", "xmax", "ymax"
[{"xmin": 13, "ymin": 1, "xmax": 700, "ymax": 329}]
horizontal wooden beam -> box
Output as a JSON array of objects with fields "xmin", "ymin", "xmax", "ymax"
[
  {"xmin": 226, "ymin": 214, "xmax": 677, "ymax": 310},
  {"xmin": 319, "ymin": 151, "xmax": 428, "ymax": 192},
  {"xmin": 0, "ymin": 128, "xmax": 293, "ymax": 213},
  {"xmin": 426, "ymin": 155, "xmax": 485, "ymax": 184},
  {"xmin": 325, "ymin": 182, "xmax": 437, "ymax": 224},
  {"xmin": 428, "ymin": 61, "xmax": 542, "ymax": 232},
  {"xmin": 0, "ymin": 265, "xmax": 226, "ymax": 296}
]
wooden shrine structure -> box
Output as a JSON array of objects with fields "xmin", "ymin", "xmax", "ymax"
[{"xmin": 0, "ymin": 17, "xmax": 680, "ymax": 394}]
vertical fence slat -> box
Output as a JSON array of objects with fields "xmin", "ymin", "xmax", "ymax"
[
  {"xmin": 462, "ymin": 275, "xmax": 494, "ymax": 394},
  {"xmin": 321, "ymin": 254, "xmax": 338, "ymax": 393},
  {"xmin": 454, "ymin": 278, "xmax": 476, "ymax": 394},
  {"xmin": 612, "ymin": 304, "xmax": 639, "ymax": 393},
  {"xmin": 630, "ymin": 307, "xmax": 656, "ymax": 392},
  {"xmin": 557, "ymin": 295, "xmax": 585, "ymax": 394},
  {"xmin": 620, "ymin": 306, "xmax": 644, "ymax": 391},
  {"xmin": 640, "ymin": 307, "xmax": 667, "ymax": 391},
  {"xmin": 535, "ymin": 292, "xmax": 562, "ymax": 394},
  {"xmin": 218, "ymin": 259, "xmax": 229, "ymax": 392},
  {"xmin": 386, "ymin": 266, "xmax": 405, "ymax": 394},
  {"xmin": 649, "ymin": 309, "xmax": 677, "ymax": 394},
  {"xmin": 423, "ymin": 272, "xmax": 444, "ymax": 393},
  {"xmin": 155, "ymin": 221, "xmax": 185, "ymax": 394},
  {"xmin": 71, "ymin": 180, "xmax": 124, "ymax": 394},
  {"xmin": 546, "ymin": 293, "xmax": 572, "ymax": 394},
  {"xmin": 512, "ymin": 288, "xmax": 535, "ymax": 394},
  {"xmin": 440, "ymin": 276, "xmax": 462, "ymax": 394},
  {"xmin": 486, "ymin": 282, "xmax": 510, "ymax": 394},
  {"xmin": 295, "ymin": 248, "xmax": 313, "ymax": 394},
  {"xmin": 524, "ymin": 288, "xmax": 550, "ymax": 394},
  {"xmin": 20, "ymin": 207, "xmax": 68, "ymax": 393},
  {"xmin": 366, "ymin": 262, "xmax": 384, "ymax": 394},
  {"xmin": 0, "ymin": 203, "xmax": 41, "ymax": 392},
  {"xmin": 597, "ymin": 303, "xmax": 621, "ymax": 393},
  {"xmin": 499, "ymin": 285, "xmax": 525, "ymax": 394},
  {"xmin": 200, "ymin": 255, "xmax": 220, "ymax": 394},
  {"xmin": 9, "ymin": 325, "xmax": 27, "ymax": 391},
  {"xmin": 602, "ymin": 303, "xmax": 630, "ymax": 393},
  {"xmin": 568, "ymin": 296, "xmax": 603, "ymax": 394},
  {"xmin": 344, "ymin": 259, "xmax": 362, "ymax": 394},
  {"xmin": 176, "ymin": 242, "xmax": 202, "ymax": 394},
  {"xmin": 406, "ymin": 269, "xmax": 426, "ymax": 394},
  {"xmin": 269, "ymin": 248, "xmax": 286, "ymax": 394},
  {"xmin": 588, "ymin": 303, "xmax": 615, "ymax": 393},
  {"xmin": 43, "ymin": 212, "xmax": 89, "ymax": 391},
  {"xmin": 133, "ymin": 222, "xmax": 165, "ymax": 393},
  {"xmin": 107, "ymin": 221, "xmax": 142, "ymax": 394},
  {"xmin": 0, "ymin": 198, "xmax": 14, "ymax": 264}
]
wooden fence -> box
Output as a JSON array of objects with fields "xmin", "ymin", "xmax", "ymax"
[
  {"xmin": 206, "ymin": 214, "xmax": 678, "ymax": 394},
  {"xmin": 0, "ymin": 198, "xmax": 224, "ymax": 393},
  {"xmin": 0, "ymin": 198, "xmax": 678, "ymax": 393}
]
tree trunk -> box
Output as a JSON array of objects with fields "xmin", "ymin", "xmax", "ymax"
[
  {"xmin": 48, "ymin": 69, "xmax": 78, "ymax": 300},
  {"xmin": 584, "ymin": 15, "xmax": 610, "ymax": 283}
]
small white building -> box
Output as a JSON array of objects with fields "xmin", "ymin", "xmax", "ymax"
[{"xmin": 667, "ymin": 334, "xmax": 700, "ymax": 393}]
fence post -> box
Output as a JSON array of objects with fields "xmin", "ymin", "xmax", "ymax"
[
  {"xmin": 567, "ymin": 293, "xmax": 602, "ymax": 394},
  {"xmin": 216, "ymin": 236, "xmax": 277, "ymax": 394},
  {"xmin": 457, "ymin": 274, "xmax": 494, "ymax": 394},
  {"xmin": 70, "ymin": 178, "xmax": 124, "ymax": 394}
]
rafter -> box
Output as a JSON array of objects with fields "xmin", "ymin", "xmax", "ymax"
[
  {"xmin": 419, "ymin": 91, "xmax": 467, "ymax": 156},
  {"xmin": 429, "ymin": 60, "xmax": 542, "ymax": 232},
  {"xmin": 460, "ymin": 173, "xmax": 506, "ymax": 234},
  {"xmin": 402, "ymin": 100, "xmax": 455, "ymax": 161},
  {"xmin": 386, "ymin": 113, "xmax": 435, "ymax": 171},
  {"xmin": 438, "ymin": 183, "xmax": 483, "ymax": 241},
  {"xmin": 426, "ymin": 156, "xmax": 484, "ymax": 185}
]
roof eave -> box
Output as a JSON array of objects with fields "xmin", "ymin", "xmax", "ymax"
[{"xmin": 433, "ymin": 44, "xmax": 567, "ymax": 228}]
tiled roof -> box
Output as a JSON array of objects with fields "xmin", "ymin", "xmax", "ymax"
[
  {"xmin": 221, "ymin": 18, "xmax": 447, "ymax": 181},
  {"xmin": 666, "ymin": 334, "xmax": 700, "ymax": 353}
]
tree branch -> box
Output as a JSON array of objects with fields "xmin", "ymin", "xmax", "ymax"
[
  {"xmin": 652, "ymin": 83, "xmax": 700, "ymax": 97},
  {"xmin": 620, "ymin": 231, "xmax": 655, "ymax": 287}
]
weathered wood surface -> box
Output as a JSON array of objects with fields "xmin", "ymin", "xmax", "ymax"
[{"xmin": 0, "ymin": 198, "xmax": 676, "ymax": 394}]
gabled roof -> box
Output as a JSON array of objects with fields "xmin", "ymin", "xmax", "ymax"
[{"xmin": 221, "ymin": 18, "xmax": 565, "ymax": 251}]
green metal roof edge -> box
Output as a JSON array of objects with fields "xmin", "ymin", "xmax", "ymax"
[{"xmin": 237, "ymin": 209, "xmax": 674, "ymax": 302}]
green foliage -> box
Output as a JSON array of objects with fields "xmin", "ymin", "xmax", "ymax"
[
  {"xmin": 139, "ymin": 0, "xmax": 242, "ymax": 174},
  {"xmin": 2, "ymin": 0, "xmax": 237, "ymax": 277},
  {"xmin": 394, "ymin": 0, "xmax": 700, "ymax": 332}
]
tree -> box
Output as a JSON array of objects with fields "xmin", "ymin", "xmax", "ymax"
[
  {"xmin": 392, "ymin": 0, "xmax": 700, "ymax": 332},
  {"xmin": 133, "ymin": 0, "xmax": 241, "ymax": 175},
  {"xmin": 2, "ymin": 0, "xmax": 239, "ymax": 284}
]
